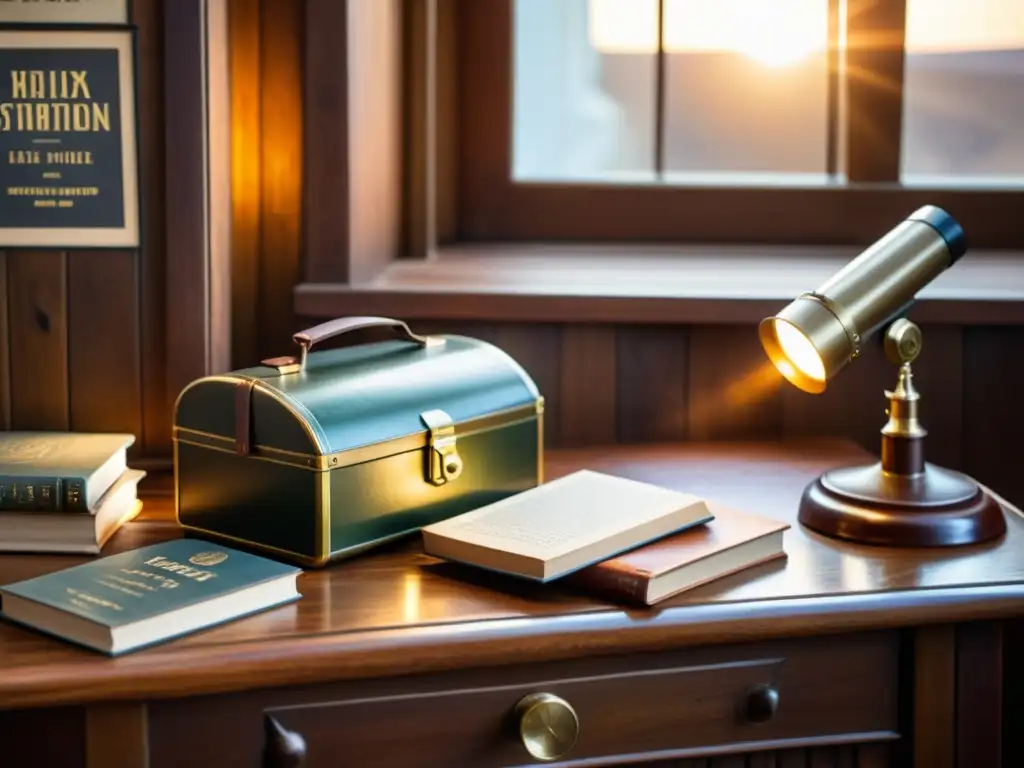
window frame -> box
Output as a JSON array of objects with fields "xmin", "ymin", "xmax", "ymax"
[
  {"xmin": 454, "ymin": 0, "xmax": 1023, "ymax": 248},
  {"xmin": 291, "ymin": 0, "xmax": 1024, "ymax": 326}
]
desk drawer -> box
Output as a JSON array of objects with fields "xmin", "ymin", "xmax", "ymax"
[{"xmin": 255, "ymin": 633, "xmax": 899, "ymax": 767}]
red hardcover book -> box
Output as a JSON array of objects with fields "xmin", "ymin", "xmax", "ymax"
[{"xmin": 568, "ymin": 504, "xmax": 789, "ymax": 605}]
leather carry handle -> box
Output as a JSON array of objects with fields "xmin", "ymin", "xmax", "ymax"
[{"xmin": 292, "ymin": 316, "xmax": 436, "ymax": 369}]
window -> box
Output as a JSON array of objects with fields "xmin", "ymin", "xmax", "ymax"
[
  {"xmin": 514, "ymin": 0, "xmax": 836, "ymax": 183},
  {"xmin": 902, "ymin": 0, "xmax": 1024, "ymax": 183},
  {"xmin": 457, "ymin": 0, "xmax": 1022, "ymax": 247}
]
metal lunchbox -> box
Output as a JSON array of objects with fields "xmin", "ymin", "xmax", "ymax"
[{"xmin": 172, "ymin": 316, "xmax": 544, "ymax": 567}]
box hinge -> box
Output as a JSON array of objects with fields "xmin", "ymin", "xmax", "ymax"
[
  {"xmin": 420, "ymin": 409, "xmax": 463, "ymax": 486},
  {"xmin": 235, "ymin": 377, "xmax": 258, "ymax": 455}
]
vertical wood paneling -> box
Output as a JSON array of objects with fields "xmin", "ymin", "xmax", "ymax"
[
  {"xmin": 914, "ymin": 625, "xmax": 956, "ymax": 768},
  {"xmin": 164, "ymin": 0, "xmax": 213, "ymax": 405},
  {"xmin": 315, "ymin": 319, "xmax": 1022, "ymax": 512},
  {"xmin": 403, "ymin": 0, "xmax": 434, "ymax": 258},
  {"xmin": 302, "ymin": 0, "xmax": 349, "ymax": 283},
  {"xmin": 259, "ymin": 0, "xmax": 304, "ymax": 357},
  {"xmin": 559, "ymin": 326, "xmax": 616, "ymax": 447},
  {"xmin": 207, "ymin": 0, "xmax": 233, "ymax": 376},
  {"xmin": 956, "ymin": 622, "xmax": 1002, "ymax": 768},
  {"xmin": 85, "ymin": 702, "xmax": 148, "ymax": 768},
  {"xmin": 496, "ymin": 324, "xmax": 562, "ymax": 447},
  {"xmin": 8, "ymin": 252, "xmax": 69, "ymax": 430},
  {"xmin": 688, "ymin": 326, "xmax": 783, "ymax": 441},
  {"xmin": 905, "ymin": 326, "xmax": 963, "ymax": 471},
  {"xmin": 854, "ymin": 742, "xmax": 891, "ymax": 767},
  {"xmin": 68, "ymin": 252, "xmax": 143, "ymax": 453},
  {"xmin": 131, "ymin": 0, "xmax": 170, "ymax": 454},
  {"xmin": 616, "ymin": 325, "xmax": 688, "ymax": 443},
  {"xmin": 228, "ymin": 0, "xmax": 263, "ymax": 368},
  {"xmin": 347, "ymin": 0, "xmax": 403, "ymax": 283},
  {"xmin": 435, "ymin": 0, "xmax": 458, "ymax": 245},
  {"xmin": 963, "ymin": 327, "xmax": 1024, "ymax": 507},
  {"xmin": 0, "ymin": 253, "xmax": 10, "ymax": 430}
]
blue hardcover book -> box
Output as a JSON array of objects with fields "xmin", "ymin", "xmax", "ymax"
[{"xmin": 0, "ymin": 539, "xmax": 302, "ymax": 655}]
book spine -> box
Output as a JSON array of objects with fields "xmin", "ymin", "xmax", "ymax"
[
  {"xmin": 0, "ymin": 475, "xmax": 88, "ymax": 512},
  {"xmin": 571, "ymin": 563, "xmax": 649, "ymax": 604}
]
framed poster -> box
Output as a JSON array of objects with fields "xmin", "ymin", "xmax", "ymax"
[
  {"xmin": 0, "ymin": 0, "xmax": 128, "ymax": 26},
  {"xmin": 0, "ymin": 28, "xmax": 138, "ymax": 247}
]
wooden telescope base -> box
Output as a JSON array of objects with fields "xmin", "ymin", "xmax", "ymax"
[{"xmin": 798, "ymin": 461, "xmax": 1007, "ymax": 548}]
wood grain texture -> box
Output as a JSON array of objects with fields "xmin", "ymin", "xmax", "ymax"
[
  {"xmin": 145, "ymin": 637, "xmax": 897, "ymax": 768},
  {"xmin": 688, "ymin": 326, "xmax": 783, "ymax": 441},
  {"xmin": 131, "ymin": 0, "xmax": 170, "ymax": 456},
  {"xmin": 435, "ymin": 0, "xmax": 458, "ymax": 245},
  {"xmin": 4, "ymin": 441, "xmax": 1024, "ymax": 711},
  {"xmin": 495, "ymin": 324, "xmax": 562, "ymax": 447},
  {"xmin": 854, "ymin": 742, "xmax": 892, "ymax": 768},
  {"xmin": 302, "ymin": 0, "xmax": 349, "ymax": 283},
  {"xmin": 955, "ymin": 622, "xmax": 1002, "ymax": 768},
  {"xmin": 85, "ymin": 702, "xmax": 148, "ymax": 768},
  {"xmin": 346, "ymin": 0, "xmax": 403, "ymax": 283},
  {"xmin": 295, "ymin": 246, "xmax": 1024, "ymax": 326},
  {"xmin": 68, "ymin": 252, "xmax": 143, "ymax": 453},
  {"xmin": 913, "ymin": 625, "xmax": 955, "ymax": 768},
  {"xmin": 228, "ymin": 0, "xmax": 263, "ymax": 367},
  {"xmin": 164, "ymin": 0, "xmax": 212, "ymax": 402},
  {"xmin": 616, "ymin": 325, "xmax": 688, "ymax": 443},
  {"xmin": 169, "ymin": 634, "xmax": 891, "ymax": 767},
  {"xmin": 402, "ymin": 0, "xmax": 434, "ymax": 258},
  {"xmin": 559, "ymin": 325, "xmax": 617, "ymax": 446},
  {"xmin": 207, "ymin": 0, "xmax": 233, "ymax": 376},
  {"xmin": 963, "ymin": 327, "xmax": 1024, "ymax": 514},
  {"xmin": 7, "ymin": 252, "xmax": 69, "ymax": 430},
  {"xmin": 259, "ymin": 0, "xmax": 304, "ymax": 357}
]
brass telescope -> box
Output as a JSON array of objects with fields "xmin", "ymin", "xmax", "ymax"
[{"xmin": 759, "ymin": 206, "xmax": 1006, "ymax": 548}]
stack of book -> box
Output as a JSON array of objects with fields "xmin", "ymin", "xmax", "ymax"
[
  {"xmin": 0, "ymin": 432, "xmax": 145, "ymax": 555},
  {"xmin": 421, "ymin": 469, "xmax": 789, "ymax": 605}
]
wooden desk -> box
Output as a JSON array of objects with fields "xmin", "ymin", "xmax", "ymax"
[{"xmin": 2, "ymin": 441, "xmax": 1022, "ymax": 768}]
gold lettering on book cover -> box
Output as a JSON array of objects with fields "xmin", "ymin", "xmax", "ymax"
[{"xmin": 144, "ymin": 555, "xmax": 219, "ymax": 583}]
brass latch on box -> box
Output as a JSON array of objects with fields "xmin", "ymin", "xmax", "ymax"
[{"xmin": 420, "ymin": 409, "xmax": 463, "ymax": 486}]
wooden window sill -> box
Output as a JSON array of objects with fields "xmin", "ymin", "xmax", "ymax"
[{"xmin": 293, "ymin": 245, "xmax": 1024, "ymax": 325}]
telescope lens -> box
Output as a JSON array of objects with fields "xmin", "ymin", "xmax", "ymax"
[{"xmin": 771, "ymin": 319, "xmax": 826, "ymax": 385}]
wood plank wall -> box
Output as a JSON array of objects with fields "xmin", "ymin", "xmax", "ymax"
[
  {"xmin": 0, "ymin": 0, "xmax": 169, "ymax": 461},
  {"xmin": 396, "ymin": 320, "xmax": 1024, "ymax": 508}
]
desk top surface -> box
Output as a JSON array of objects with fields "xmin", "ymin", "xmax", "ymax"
[{"xmin": 2, "ymin": 439, "xmax": 1023, "ymax": 710}]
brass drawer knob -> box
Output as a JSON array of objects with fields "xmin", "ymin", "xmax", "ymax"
[
  {"xmin": 744, "ymin": 683, "xmax": 780, "ymax": 724},
  {"xmin": 262, "ymin": 715, "xmax": 307, "ymax": 768},
  {"xmin": 515, "ymin": 692, "xmax": 579, "ymax": 762}
]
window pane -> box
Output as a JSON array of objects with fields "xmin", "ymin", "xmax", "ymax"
[
  {"xmin": 902, "ymin": 0, "xmax": 1024, "ymax": 183},
  {"xmin": 662, "ymin": 0, "xmax": 832, "ymax": 181},
  {"xmin": 512, "ymin": 0, "xmax": 657, "ymax": 181}
]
